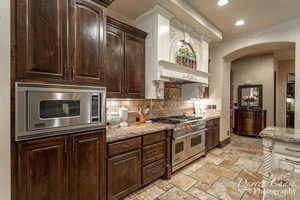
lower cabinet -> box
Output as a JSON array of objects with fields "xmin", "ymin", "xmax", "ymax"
[
  {"xmin": 107, "ymin": 131, "xmax": 168, "ymax": 200},
  {"xmin": 107, "ymin": 150, "xmax": 142, "ymax": 200},
  {"xmin": 17, "ymin": 129, "xmax": 106, "ymax": 200},
  {"xmin": 205, "ymin": 118, "xmax": 220, "ymax": 152}
]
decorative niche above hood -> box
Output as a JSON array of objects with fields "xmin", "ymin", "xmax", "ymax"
[{"xmin": 136, "ymin": 5, "xmax": 210, "ymax": 99}]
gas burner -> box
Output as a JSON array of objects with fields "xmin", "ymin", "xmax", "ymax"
[
  {"xmin": 168, "ymin": 115, "xmax": 203, "ymax": 121},
  {"xmin": 150, "ymin": 115, "xmax": 204, "ymax": 125},
  {"xmin": 150, "ymin": 117, "xmax": 182, "ymax": 124}
]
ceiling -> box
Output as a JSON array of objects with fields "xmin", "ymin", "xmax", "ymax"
[
  {"xmin": 187, "ymin": 0, "xmax": 300, "ymax": 38},
  {"xmin": 109, "ymin": 0, "xmax": 159, "ymax": 20},
  {"xmin": 109, "ymin": 0, "xmax": 300, "ymax": 39}
]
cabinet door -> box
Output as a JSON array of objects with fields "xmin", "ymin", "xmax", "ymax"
[
  {"xmin": 107, "ymin": 150, "xmax": 142, "ymax": 200},
  {"xmin": 124, "ymin": 33, "xmax": 145, "ymax": 98},
  {"xmin": 106, "ymin": 25, "xmax": 124, "ymax": 97},
  {"xmin": 70, "ymin": 130, "xmax": 106, "ymax": 200},
  {"xmin": 18, "ymin": 136, "xmax": 68, "ymax": 200},
  {"xmin": 213, "ymin": 126, "xmax": 220, "ymax": 147},
  {"xmin": 205, "ymin": 129, "xmax": 212, "ymax": 151},
  {"xmin": 16, "ymin": 0, "xmax": 68, "ymax": 81},
  {"xmin": 70, "ymin": 0, "xmax": 105, "ymax": 85}
]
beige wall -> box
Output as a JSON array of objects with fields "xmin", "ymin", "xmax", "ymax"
[
  {"xmin": 0, "ymin": 0, "xmax": 11, "ymax": 199},
  {"xmin": 276, "ymin": 60, "xmax": 295, "ymax": 127},
  {"xmin": 209, "ymin": 17, "xmax": 300, "ymax": 141},
  {"xmin": 232, "ymin": 55, "xmax": 275, "ymax": 126}
]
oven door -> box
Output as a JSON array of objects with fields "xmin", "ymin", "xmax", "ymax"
[
  {"xmin": 187, "ymin": 130, "xmax": 206, "ymax": 157},
  {"xmin": 27, "ymin": 91, "xmax": 93, "ymax": 131},
  {"xmin": 172, "ymin": 136, "xmax": 188, "ymax": 166}
]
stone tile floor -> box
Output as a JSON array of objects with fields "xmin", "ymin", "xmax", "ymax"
[{"xmin": 125, "ymin": 134, "xmax": 264, "ymax": 200}]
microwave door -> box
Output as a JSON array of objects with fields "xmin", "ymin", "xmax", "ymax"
[{"xmin": 27, "ymin": 91, "xmax": 82, "ymax": 131}]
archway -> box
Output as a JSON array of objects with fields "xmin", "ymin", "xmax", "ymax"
[{"xmin": 223, "ymin": 42, "xmax": 296, "ymax": 133}]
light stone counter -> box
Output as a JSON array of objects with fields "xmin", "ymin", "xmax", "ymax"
[
  {"xmin": 106, "ymin": 122, "xmax": 174, "ymax": 143},
  {"xmin": 260, "ymin": 126, "xmax": 300, "ymax": 144},
  {"xmin": 260, "ymin": 127, "xmax": 300, "ymax": 199}
]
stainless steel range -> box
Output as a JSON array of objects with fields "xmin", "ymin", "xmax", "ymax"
[{"xmin": 151, "ymin": 115, "xmax": 206, "ymax": 172}]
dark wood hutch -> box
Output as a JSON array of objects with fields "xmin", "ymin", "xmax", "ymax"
[{"xmin": 234, "ymin": 85, "xmax": 267, "ymax": 136}]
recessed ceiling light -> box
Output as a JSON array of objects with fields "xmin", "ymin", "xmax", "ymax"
[
  {"xmin": 235, "ymin": 19, "xmax": 245, "ymax": 26},
  {"xmin": 218, "ymin": 0, "xmax": 229, "ymax": 6}
]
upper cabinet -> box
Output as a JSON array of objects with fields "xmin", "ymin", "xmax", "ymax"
[
  {"xmin": 70, "ymin": 0, "xmax": 105, "ymax": 85},
  {"xmin": 15, "ymin": 0, "xmax": 107, "ymax": 86},
  {"xmin": 124, "ymin": 33, "xmax": 145, "ymax": 98},
  {"xmin": 106, "ymin": 17, "xmax": 147, "ymax": 98},
  {"xmin": 106, "ymin": 25, "xmax": 124, "ymax": 98},
  {"xmin": 16, "ymin": 0, "xmax": 69, "ymax": 81}
]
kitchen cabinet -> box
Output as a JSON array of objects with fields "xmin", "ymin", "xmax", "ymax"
[
  {"xmin": 107, "ymin": 150, "xmax": 142, "ymax": 200},
  {"xmin": 205, "ymin": 118, "xmax": 220, "ymax": 152},
  {"xmin": 107, "ymin": 131, "xmax": 167, "ymax": 200},
  {"xmin": 106, "ymin": 17, "xmax": 147, "ymax": 98},
  {"xmin": 15, "ymin": 0, "xmax": 107, "ymax": 86},
  {"xmin": 18, "ymin": 136, "xmax": 68, "ymax": 200},
  {"xmin": 17, "ymin": 129, "xmax": 106, "ymax": 200},
  {"xmin": 124, "ymin": 33, "xmax": 145, "ymax": 98},
  {"xmin": 106, "ymin": 25, "xmax": 124, "ymax": 97},
  {"xmin": 70, "ymin": 0, "xmax": 105, "ymax": 85},
  {"xmin": 16, "ymin": 0, "xmax": 69, "ymax": 81},
  {"xmin": 70, "ymin": 131, "xmax": 106, "ymax": 200},
  {"xmin": 273, "ymin": 142, "xmax": 300, "ymax": 173}
]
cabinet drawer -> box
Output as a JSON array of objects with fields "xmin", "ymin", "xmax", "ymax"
[
  {"xmin": 143, "ymin": 142, "xmax": 165, "ymax": 165},
  {"xmin": 143, "ymin": 131, "xmax": 166, "ymax": 146},
  {"xmin": 143, "ymin": 159, "xmax": 166, "ymax": 185},
  {"xmin": 108, "ymin": 137, "xmax": 141, "ymax": 157},
  {"xmin": 274, "ymin": 142, "xmax": 300, "ymax": 159}
]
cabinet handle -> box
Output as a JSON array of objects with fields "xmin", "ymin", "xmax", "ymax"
[
  {"xmin": 72, "ymin": 137, "xmax": 75, "ymax": 152},
  {"xmin": 285, "ymin": 158, "xmax": 300, "ymax": 165},
  {"xmin": 64, "ymin": 139, "xmax": 67, "ymax": 153},
  {"xmin": 72, "ymin": 67, "xmax": 75, "ymax": 79},
  {"xmin": 285, "ymin": 148, "xmax": 300, "ymax": 153}
]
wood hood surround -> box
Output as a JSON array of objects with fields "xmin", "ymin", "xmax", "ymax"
[{"xmin": 135, "ymin": 5, "xmax": 210, "ymax": 99}]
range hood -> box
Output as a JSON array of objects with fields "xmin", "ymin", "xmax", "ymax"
[{"xmin": 136, "ymin": 5, "xmax": 210, "ymax": 98}]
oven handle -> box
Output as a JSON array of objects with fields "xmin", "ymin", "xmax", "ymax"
[{"xmin": 173, "ymin": 129, "xmax": 207, "ymax": 140}]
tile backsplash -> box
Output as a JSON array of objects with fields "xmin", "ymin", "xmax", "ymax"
[
  {"xmin": 106, "ymin": 83, "xmax": 217, "ymax": 122},
  {"xmin": 107, "ymin": 83, "xmax": 194, "ymax": 122}
]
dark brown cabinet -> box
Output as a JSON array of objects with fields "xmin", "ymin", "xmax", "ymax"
[
  {"xmin": 16, "ymin": 0, "xmax": 69, "ymax": 81},
  {"xmin": 17, "ymin": 129, "xmax": 106, "ymax": 200},
  {"xmin": 107, "ymin": 131, "xmax": 167, "ymax": 200},
  {"xmin": 234, "ymin": 109, "xmax": 267, "ymax": 136},
  {"xmin": 70, "ymin": 0, "xmax": 105, "ymax": 85},
  {"xmin": 106, "ymin": 25, "xmax": 125, "ymax": 97},
  {"xmin": 70, "ymin": 131, "xmax": 106, "ymax": 200},
  {"xmin": 106, "ymin": 17, "xmax": 147, "ymax": 98},
  {"xmin": 124, "ymin": 33, "xmax": 145, "ymax": 98},
  {"xmin": 16, "ymin": 0, "xmax": 106, "ymax": 86},
  {"xmin": 107, "ymin": 150, "xmax": 142, "ymax": 200},
  {"xmin": 205, "ymin": 118, "xmax": 220, "ymax": 152},
  {"xmin": 18, "ymin": 136, "xmax": 68, "ymax": 200}
]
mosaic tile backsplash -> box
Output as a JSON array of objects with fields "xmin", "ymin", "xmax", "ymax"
[{"xmin": 106, "ymin": 83, "xmax": 214, "ymax": 122}]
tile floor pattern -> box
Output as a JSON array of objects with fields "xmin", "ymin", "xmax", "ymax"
[{"xmin": 124, "ymin": 134, "xmax": 264, "ymax": 200}]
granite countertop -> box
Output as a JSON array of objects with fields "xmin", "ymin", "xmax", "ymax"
[
  {"xmin": 106, "ymin": 122, "xmax": 175, "ymax": 143},
  {"xmin": 204, "ymin": 114, "xmax": 221, "ymax": 120},
  {"xmin": 106, "ymin": 113, "xmax": 221, "ymax": 143},
  {"xmin": 259, "ymin": 126, "xmax": 300, "ymax": 144}
]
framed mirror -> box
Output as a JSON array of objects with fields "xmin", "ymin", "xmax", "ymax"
[{"xmin": 238, "ymin": 85, "xmax": 263, "ymax": 109}]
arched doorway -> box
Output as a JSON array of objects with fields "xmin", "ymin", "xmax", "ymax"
[{"xmin": 223, "ymin": 42, "xmax": 296, "ymax": 133}]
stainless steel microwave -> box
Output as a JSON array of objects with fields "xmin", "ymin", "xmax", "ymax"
[{"xmin": 15, "ymin": 82, "xmax": 106, "ymax": 141}]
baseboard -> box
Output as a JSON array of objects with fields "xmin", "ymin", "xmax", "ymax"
[{"xmin": 219, "ymin": 137, "xmax": 231, "ymax": 148}]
